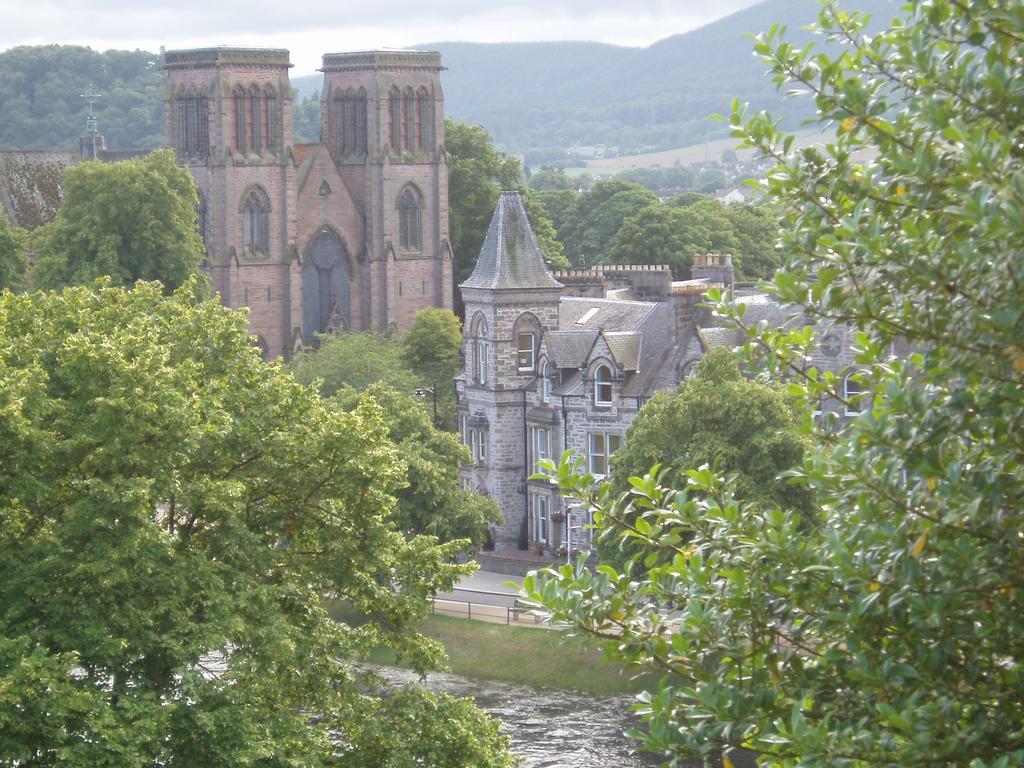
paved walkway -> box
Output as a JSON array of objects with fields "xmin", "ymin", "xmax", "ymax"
[{"xmin": 436, "ymin": 569, "xmax": 524, "ymax": 608}]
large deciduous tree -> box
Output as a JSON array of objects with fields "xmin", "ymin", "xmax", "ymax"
[
  {"xmin": 333, "ymin": 383, "xmax": 501, "ymax": 548},
  {"xmin": 609, "ymin": 348, "xmax": 811, "ymax": 514},
  {"xmin": 0, "ymin": 279, "xmax": 512, "ymax": 767},
  {"xmin": 0, "ymin": 211, "xmax": 27, "ymax": 292},
  {"xmin": 31, "ymin": 149, "xmax": 205, "ymax": 293},
  {"xmin": 525, "ymin": 2, "xmax": 1024, "ymax": 766}
]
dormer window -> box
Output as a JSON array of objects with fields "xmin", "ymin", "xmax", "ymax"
[
  {"xmin": 594, "ymin": 364, "xmax": 613, "ymax": 406},
  {"xmin": 518, "ymin": 332, "xmax": 536, "ymax": 372}
]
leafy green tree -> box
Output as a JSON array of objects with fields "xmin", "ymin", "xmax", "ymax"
[
  {"xmin": 610, "ymin": 348, "xmax": 810, "ymax": 513},
  {"xmin": 290, "ymin": 330, "xmax": 418, "ymax": 397},
  {"xmin": 528, "ymin": 167, "xmax": 575, "ymax": 191},
  {"xmin": 0, "ymin": 211, "xmax": 27, "ymax": 291},
  {"xmin": 400, "ymin": 307, "xmax": 465, "ymax": 427},
  {"xmin": 533, "ymin": 188, "xmax": 578, "ymax": 239},
  {"xmin": 722, "ymin": 202, "xmax": 780, "ymax": 279},
  {"xmin": 561, "ymin": 180, "xmax": 658, "ymax": 266},
  {"xmin": 0, "ymin": 279, "xmax": 513, "ymax": 766},
  {"xmin": 401, "ymin": 307, "xmax": 463, "ymax": 388},
  {"xmin": 525, "ymin": 2, "xmax": 1024, "ymax": 766},
  {"xmin": 31, "ymin": 150, "xmax": 205, "ymax": 293},
  {"xmin": 333, "ymin": 383, "xmax": 500, "ymax": 548},
  {"xmin": 605, "ymin": 204, "xmax": 705, "ymax": 278}
]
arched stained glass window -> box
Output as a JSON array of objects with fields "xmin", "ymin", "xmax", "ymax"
[
  {"xmin": 250, "ymin": 86, "xmax": 262, "ymax": 150},
  {"xmin": 234, "ymin": 86, "xmax": 247, "ymax": 151},
  {"xmin": 398, "ymin": 186, "xmax": 422, "ymax": 250},
  {"xmin": 175, "ymin": 87, "xmax": 209, "ymax": 160},
  {"xmin": 388, "ymin": 87, "xmax": 401, "ymax": 150},
  {"xmin": 403, "ymin": 87, "xmax": 415, "ymax": 150},
  {"xmin": 416, "ymin": 87, "xmax": 432, "ymax": 150},
  {"xmin": 242, "ymin": 186, "xmax": 271, "ymax": 256}
]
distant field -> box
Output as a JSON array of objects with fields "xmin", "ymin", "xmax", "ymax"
[{"xmin": 576, "ymin": 128, "xmax": 837, "ymax": 175}]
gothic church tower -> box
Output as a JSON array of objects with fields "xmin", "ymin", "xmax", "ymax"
[{"xmin": 164, "ymin": 46, "xmax": 452, "ymax": 358}]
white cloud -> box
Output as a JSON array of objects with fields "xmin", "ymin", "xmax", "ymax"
[{"xmin": 0, "ymin": 0, "xmax": 760, "ymax": 75}]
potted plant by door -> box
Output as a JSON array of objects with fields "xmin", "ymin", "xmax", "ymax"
[{"xmin": 531, "ymin": 540, "xmax": 545, "ymax": 556}]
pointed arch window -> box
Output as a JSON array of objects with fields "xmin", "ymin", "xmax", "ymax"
[
  {"xmin": 263, "ymin": 85, "xmax": 276, "ymax": 151},
  {"xmin": 471, "ymin": 316, "xmax": 489, "ymax": 386},
  {"xmin": 242, "ymin": 186, "xmax": 271, "ymax": 256},
  {"xmin": 540, "ymin": 359, "xmax": 551, "ymax": 403},
  {"xmin": 234, "ymin": 86, "xmax": 247, "ymax": 152},
  {"xmin": 416, "ymin": 87, "xmax": 432, "ymax": 150},
  {"xmin": 388, "ymin": 87, "xmax": 401, "ymax": 150},
  {"xmin": 403, "ymin": 87, "xmax": 415, "ymax": 150},
  {"xmin": 249, "ymin": 86, "xmax": 262, "ymax": 151},
  {"xmin": 334, "ymin": 87, "xmax": 368, "ymax": 155},
  {"xmin": 176, "ymin": 88, "xmax": 209, "ymax": 160},
  {"xmin": 399, "ymin": 186, "xmax": 422, "ymax": 250}
]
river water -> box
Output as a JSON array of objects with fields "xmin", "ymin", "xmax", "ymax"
[{"xmin": 376, "ymin": 665, "xmax": 663, "ymax": 768}]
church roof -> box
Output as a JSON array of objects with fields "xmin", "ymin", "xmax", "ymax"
[
  {"xmin": 459, "ymin": 191, "xmax": 563, "ymax": 291},
  {"xmin": 0, "ymin": 150, "xmax": 77, "ymax": 229}
]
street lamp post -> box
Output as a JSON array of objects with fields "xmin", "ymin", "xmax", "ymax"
[{"xmin": 414, "ymin": 382, "xmax": 438, "ymax": 427}]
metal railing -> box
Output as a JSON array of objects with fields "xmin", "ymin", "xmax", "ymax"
[{"xmin": 429, "ymin": 587, "xmax": 546, "ymax": 627}]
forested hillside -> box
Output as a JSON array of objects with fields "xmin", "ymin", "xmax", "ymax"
[
  {"xmin": 0, "ymin": 0, "xmax": 897, "ymax": 153},
  {"xmin": 296, "ymin": 0, "xmax": 898, "ymax": 154},
  {"xmin": 0, "ymin": 46, "xmax": 164, "ymax": 149}
]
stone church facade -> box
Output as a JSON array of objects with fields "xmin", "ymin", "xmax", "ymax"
[
  {"xmin": 458, "ymin": 192, "xmax": 873, "ymax": 555},
  {"xmin": 0, "ymin": 47, "xmax": 453, "ymax": 360},
  {"xmin": 164, "ymin": 47, "xmax": 453, "ymax": 358}
]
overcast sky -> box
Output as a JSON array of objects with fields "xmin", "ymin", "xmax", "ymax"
[{"xmin": 0, "ymin": 0, "xmax": 762, "ymax": 75}]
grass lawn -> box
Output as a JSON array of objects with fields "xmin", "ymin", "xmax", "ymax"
[{"xmin": 325, "ymin": 600, "xmax": 655, "ymax": 696}]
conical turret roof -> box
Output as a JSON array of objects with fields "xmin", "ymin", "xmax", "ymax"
[{"xmin": 459, "ymin": 191, "xmax": 563, "ymax": 291}]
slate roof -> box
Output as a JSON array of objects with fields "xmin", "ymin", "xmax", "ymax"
[
  {"xmin": 460, "ymin": 191, "xmax": 563, "ymax": 291},
  {"xmin": 698, "ymin": 326, "xmax": 742, "ymax": 351},
  {"xmin": 558, "ymin": 296, "xmax": 656, "ymax": 331},
  {"xmin": 603, "ymin": 332, "xmax": 642, "ymax": 371},
  {"xmin": 0, "ymin": 150, "xmax": 77, "ymax": 229},
  {"xmin": 546, "ymin": 330, "xmax": 598, "ymax": 369}
]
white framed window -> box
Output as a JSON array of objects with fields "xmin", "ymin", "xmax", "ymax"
[
  {"xmin": 588, "ymin": 432, "xmax": 621, "ymax": 476},
  {"xmin": 517, "ymin": 332, "xmax": 536, "ymax": 372},
  {"xmin": 474, "ymin": 429, "xmax": 487, "ymax": 464},
  {"xmin": 540, "ymin": 359, "xmax": 551, "ymax": 403},
  {"xmin": 843, "ymin": 372, "xmax": 864, "ymax": 416},
  {"xmin": 471, "ymin": 316, "xmax": 489, "ymax": 385},
  {"xmin": 594, "ymin": 364, "xmax": 613, "ymax": 406},
  {"xmin": 533, "ymin": 494, "xmax": 550, "ymax": 544},
  {"xmin": 532, "ymin": 426, "xmax": 551, "ymax": 473},
  {"xmin": 475, "ymin": 340, "xmax": 489, "ymax": 384}
]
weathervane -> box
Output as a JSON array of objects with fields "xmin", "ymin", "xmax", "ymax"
[{"xmin": 81, "ymin": 84, "xmax": 101, "ymax": 134}]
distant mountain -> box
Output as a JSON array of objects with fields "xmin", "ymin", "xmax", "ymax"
[
  {"xmin": 0, "ymin": 0, "xmax": 900, "ymax": 155},
  {"xmin": 416, "ymin": 0, "xmax": 900, "ymax": 154}
]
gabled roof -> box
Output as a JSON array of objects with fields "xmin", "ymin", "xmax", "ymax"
[
  {"xmin": 459, "ymin": 191, "xmax": 563, "ymax": 291},
  {"xmin": 603, "ymin": 332, "xmax": 642, "ymax": 372},
  {"xmin": 546, "ymin": 330, "xmax": 599, "ymax": 370}
]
